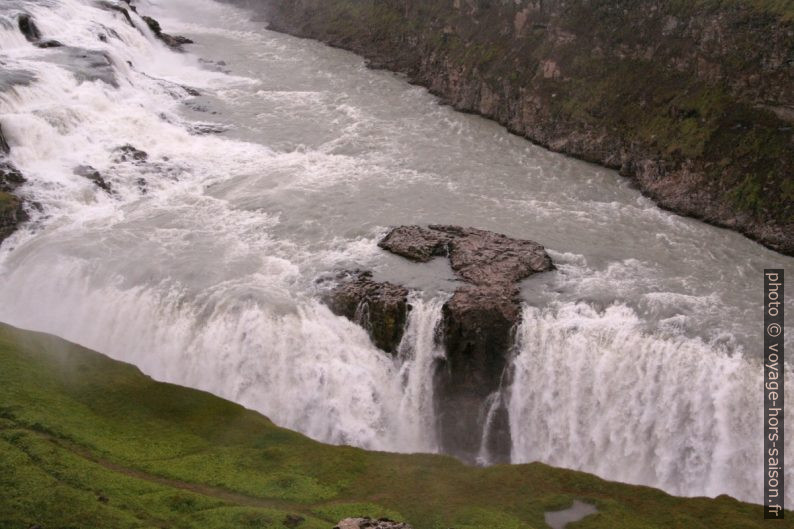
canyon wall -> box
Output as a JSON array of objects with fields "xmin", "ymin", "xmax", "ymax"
[{"xmin": 241, "ymin": 0, "xmax": 793, "ymax": 254}]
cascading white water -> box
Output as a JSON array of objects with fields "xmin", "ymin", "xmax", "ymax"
[
  {"xmin": 509, "ymin": 302, "xmax": 793, "ymax": 503},
  {"xmin": 395, "ymin": 293, "xmax": 447, "ymax": 453},
  {"xmin": 1, "ymin": 0, "xmax": 791, "ymax": 508}
]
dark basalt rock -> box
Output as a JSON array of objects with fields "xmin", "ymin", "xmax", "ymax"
[
  {"xmin": 380, "ymin": 225, "xmax": 554, "ymax": 462},
  {"xmin": 0, "ymin": 125, "xmax": 28, "ymax": 244},
  {"xmin": 17, "ymin": 14, "xmax": 41, "ymax": 42},
  {"xmin": 113, "ymin": 144, "xmax": 148, "ymax": 163},
  {"xmin": 0, "ymin": 124, "xmax": 9, "ymax": 155},
  {"xmin": 326, "ymin": 271, "xmax": 410, "ymax": 355},
  {"xmin": 335, "ymin": 518, "xmax": 413, "ymax": 529},
  {"xmin": 380, "ymin": 225, "xmax": 553, "ymax": 285},
  {"xmin": 142, "ymin": 15, "xmax": 194, "ymax": 50},
  {"xmin": 75, "ymin": 165, "xmax": 112, "ymax": 194}
]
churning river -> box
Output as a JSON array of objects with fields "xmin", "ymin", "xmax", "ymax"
[{"xmin": 1, "ymin": 0, "xmax": 792, "ymax": 505}]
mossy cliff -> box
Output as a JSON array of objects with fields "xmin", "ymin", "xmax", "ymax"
[
  {"xmin": 0, "ymin": 322, "xmax": 788, "ymax": 528},
  {"xmin": 244, "ymin": 0, "xmax": 794, "ymax": 254}
]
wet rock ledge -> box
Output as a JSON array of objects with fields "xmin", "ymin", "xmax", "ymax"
[
  {"xmin": 0, "ymin": 125, "xmax": 28, "ymax": 245},
  {"xmin": 327, "ymin": 225, "xmax": 554, "ymax": 462}
]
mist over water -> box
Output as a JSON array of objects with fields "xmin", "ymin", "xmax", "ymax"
[{"xmin": 1, "ymin": 0, "xmax": 791, "ymax": 504}]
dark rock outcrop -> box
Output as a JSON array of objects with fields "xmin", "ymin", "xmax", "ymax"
[
  {"xmin": 252, "ymin": 0, "xmax": 794, "ymax": 255},
  {"xmin": 142, "ymin": 15, "xmax": 194, "ymax": 50},
  {"xmin": 0, "ymin": 125, "xmax": 27, "ymax": 245},
  {"xmin": 335, "ymin": 518, "xmax": 413, "ymax": 529},
  {"xmin": 325, "ymin": 271, "xmax": 410, "ymax": 354},
  {"xmin": 75, "ymin": 165, "xmax": 113, "ymax": 194},
  {"xmin": 381, "ymin": 225, "xmax": 553, "ymax": 461},
  {"xmin": 0, "ymin": 162, "xmax": 25, "ymax": 193},
  {"xmin": 327, "ymin": 226, "xmax": 553, "ymax": 462},
  {"xmin": 17, "ymin": 14, "xmax": 62, "ymax": 48},
  {"xmin": 98, "ymin": 1, "xmax": 135, "ymax": 26},
  {"xmin": 113, "ymin": 144, "xmax": 149, "ymax": 163},
  {"xmin": 283, "ymin": 514, "xmax": 304, "ymax": 528}
]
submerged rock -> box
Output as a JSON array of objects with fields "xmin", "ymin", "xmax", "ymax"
[
  {"xmin": 75, "ymin": 165, "xmax": 113, "ymax": 194},
  {"xmin": 325, "ymin": 271, "xmax": 410, "ymax": 354},
  {"xmin": 334, "ymin": 518, "xmax": 413, "ymax": 529},
  {"xmin": 142, "ymin": 15, "xmax": 194, "ymax": 50}
]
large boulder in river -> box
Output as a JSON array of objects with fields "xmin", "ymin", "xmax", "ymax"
[
  {"xmin": 380, "ymin": 225, "xmax": 554, "ymax": 461},
  {"xmin": 326, "ymin": 271, "xmax": 410, "ymax": 354}
]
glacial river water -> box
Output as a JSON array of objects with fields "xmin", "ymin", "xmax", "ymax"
[{"xmin": 0, "ymin": 0, "xmax": 791, "ymax": 505}]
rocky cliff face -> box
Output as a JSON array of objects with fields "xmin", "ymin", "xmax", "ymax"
[
  {"xmin": 249, "ymin": 0, "xmax": 794, "ymax": 255},
  {"xmin": 327, "ymin": 226, "xmax": 554, "ymax": 462}
]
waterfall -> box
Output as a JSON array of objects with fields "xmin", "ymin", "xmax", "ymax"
[
  {"xmin": 0, "ymin": 0, "xmax": 790, "ymax": 509},
  {"xmin": 508, "ymin": 302, "xmax": 793, "ymax": 504}
]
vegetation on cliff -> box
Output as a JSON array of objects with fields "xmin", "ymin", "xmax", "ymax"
[
  {"xmin": 255, "ymin": 0, "xmax": 794, "ymax": 254},
  {"xmin": 0, "ymin": 322, "xmax": 787, "ymax": 528}
]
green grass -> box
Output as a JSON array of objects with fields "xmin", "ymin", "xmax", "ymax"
[{"xmin": 0, "ymin": 322, "xmax": 790, "ymax": 529}]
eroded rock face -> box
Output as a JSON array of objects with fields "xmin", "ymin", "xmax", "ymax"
[
  {"xmin": 334, "ymin": 518, "xmax": 413, "ymax": 529},
  {"xmin": 17, "ymin": 14, "xmax": 62, "ymax": 48},
  {"xmin": 380, "ymin": 225, "xmax": 553, "ymax": 461},
  {"xmin": 328, "ymin": 226, "xmax": 553, "ymax": 462},
  {"xmin": 325, "ymin": 271, "xmax": 410, "ymax": 354},
  {"xmin": 142, "ymin": 15, "xmax": 194, "ymax": 50}
]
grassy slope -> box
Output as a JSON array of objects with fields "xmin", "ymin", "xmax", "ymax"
[{"xmin": 0, "ymin": 322, "xmax": 789, "ymax": 529}]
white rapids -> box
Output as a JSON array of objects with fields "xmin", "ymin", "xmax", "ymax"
[{"xmin": 0, "ymin": 0, "xmax": 791, "ymax": 506}]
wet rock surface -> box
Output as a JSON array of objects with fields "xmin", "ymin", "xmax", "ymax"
[
  {"xmin": 17, "ymin": 14, "xmax": 63, "ymax": 48},
  {"xmin": 328, "ymin": 226, "xmax": 553, "ymax": 462},
  {"xmin": 0, "ymin": 191, "xmax": 28, "ymax": 244},
  {"xmin": 381, "ymin": 226, "xmax": 552, "ymax": 461},
  {"xmin": 325, "ymin": 271, "xmax": 410, "ymax": 355},
  {"xmin": 142, "ymin": 15, "xmax": 194, "ymax": 50},
  {"xmin": 334, "ymin": 518, "xmax": 413, "ymax": 529},
  {"xmin": 75, "ymin": 165, "xmax": 113, "ymax": 194}
]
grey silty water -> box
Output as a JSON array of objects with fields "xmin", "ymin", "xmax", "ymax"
[{"xmin": 0, "ymin": 0, "xmax": 790, "ymax": 505}]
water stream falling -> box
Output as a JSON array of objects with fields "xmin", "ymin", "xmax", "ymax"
[{"xmin": 0, "ymin": 0, "xmax": 791, "ymax": 505}]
